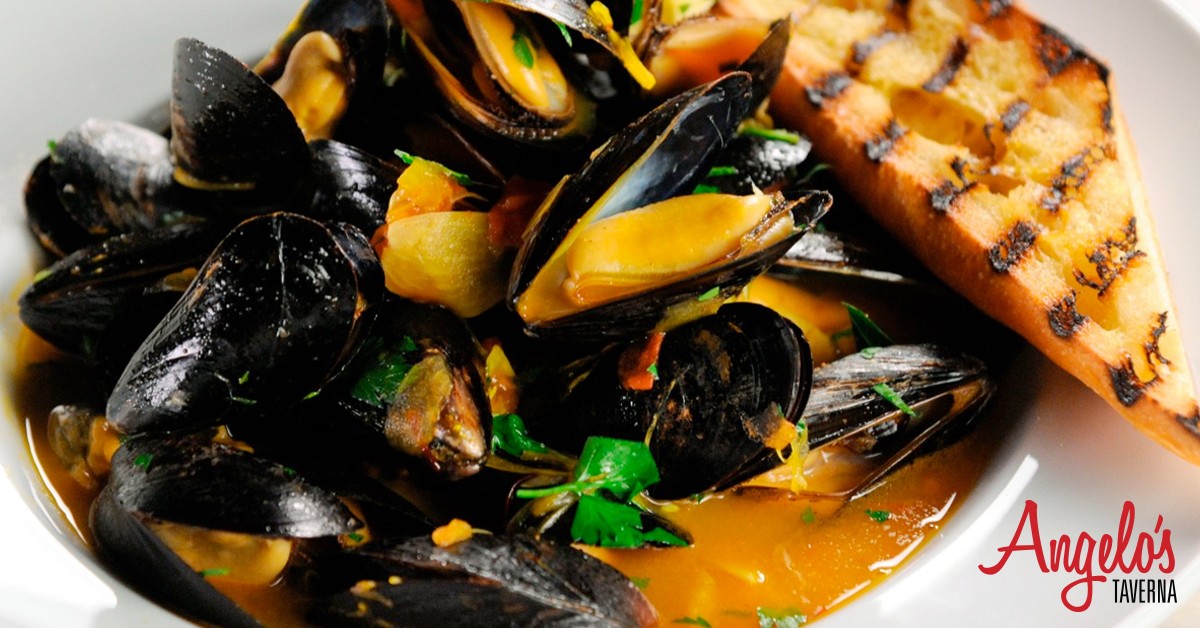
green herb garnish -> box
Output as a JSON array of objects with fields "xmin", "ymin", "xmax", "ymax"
[
  {"xmin": 757, "ymin": 607, "xmax": 807, "ymax": 627},
  {"xmin": 198, "ymin": 567, "xmax": 230, "ymax": 578},
  {"xmin": 630, "ymin": 576, "xmax": 651, "ymax": 590},
  {"xmin": 512, "ymin": 22, "xmax": 536, "ymax": 69},
  {"xmin": 230, "ymin": 396, "xmax": 257, "ymax": 406},
  {"xmin": 871, "ymin": 382, "xmax": 919, "ymax": 419},
  {"xmin": 351, "ymin": 335, "xmax": 418, "ymax": 407},
  {"xmin": 630, "ymin": 0, "xmax": 644, "ymax": 26},
  {"xmin": 741, "ymin": 126, "xmax": 802, "ymax": 144},
  {"xmin": 801, "ymin": 506, "xmax": 816, "ymax": 524},
  {"xmin": 843, "ymin": 302, "xmax": 893, "ymax": 349},
  {"xmin": 302, "ymin": 390, "xmax": 320, "ymax": 400},
  {"xmin": 692, "ymin": 183, "xmax": 721, "ymax": 195},
  {"xmin": 697, "ymin": 287, "xmax": 720, "ymax": 302},
  {"xmin": 281, "ymin": 466, "xmax": 297, "ymax": 477},
  {"xmin": 866, "ymin": 508, "xmax": 891, "ymax": 523},
  {"xmin": 491, "ymin": 414, "xmax": 551, "ymax": 459},
  {"xmin": 46, "ymin": 139, "xmax": 58, "ymax": 160},
  {"xmin": 646, "ymin": 362, "xmax": 659, "ymax": 379},
  {"xmin": 133, "ymin": 453, "xmax": 153, "ymax": 470},
  {"xmin": 346, "ymin": 532, "xmax": 364, "ymax": 542},
  {"xmin": 674, "ymin": 618, "xmax": 712, "ymax": 627},
  {"xmin": 237, "ymin": 370, "xmax": 250, "ymax": 385},
  {"xmin": 861, "ymin": 346, "xmax": 880, "ymax": 359},
  {"xmin": 555, "ymin": 21, "xmax": 573, "ymax": 46},
  {"xmin": 571, "ymin": 494, "xmax": 686, "ymax": 548},
  {"xmin": 707, "ymin": 165, "xmax": 738, "ymax": 177},
  {"xmin": 394, "ymin": 149, "xmax": 474, "ymax": 186},
  {"xmin": 32, "ymin": 267, "xmax": 52, "ymax": 283}
]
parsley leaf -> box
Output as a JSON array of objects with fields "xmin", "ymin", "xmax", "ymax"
[
  {"xmin": 843, "ymin": 302, "xmax": 893, "ymax": 348},
  {"xmin": 630, "ymin": 0, "xmax": 644, "ymax": 26},
  {"xmin": 801, "ymin": 506, "xmax": 816, "ymax": 524},
  {"xmin": 570, "ymin": 494, "xmax": 686, "ymax": 548},
  {"xmin": 674, "ymin": 618, "xmax": 712, "ymax": 627},
  {"xmin": 394, "ymin": 149, "xmax": 474, "ymax": 186},
  {"xmin": 697, "ymin": 287, "xmax": 720, "ymax": 302},
  {"xmin": 707, "ymin": 165, "xmax": 738, "ymax": 177},
  {"xmin": 197, "ymin": 567, "xmax": 230, "ymax": 578},
  {"xmin": 512, "ymin": 22, "xmax": 536, "ymax": 69},
  {"xmin": 574, "ymin": 437, "xmax": 659, "ymax": 500},
  {"xmin": 491, "ymin": 414, "xmax": 551, "ymax": 458},
  {"xmin": 692, "ymin": 183, "xmax": 721, "ymax": 195},
  {"xmin": 351, "ymin": 336, "xmax": 418, "ymax": 407},
  {"xmin": 871, "ymin": 382, "xmax": 919, "ymax": 419},
  {"xmin": 555, "ymin": 21, "xmax": 573, "ymax": 46},
  {"xmin": 630, "ymin": 576, "xmax": 651, "ymax": 589},
  {"xmin": 741, "ymin": 126, "xmax": 802, "ymax": 144},
  {"xmin": 133, "ymin": 453, "xmax": 153, "ymax": 470},
  {"xmin": 646, "ymin": 362, "xmax": 659, "ymax": 379},
  {"xmin": 757, "ymin": 607, "xmax": 807, "ymax": 627},
  {"xmin": 866, "ymin": 508, "xmax": 891, "ymax": 523}
]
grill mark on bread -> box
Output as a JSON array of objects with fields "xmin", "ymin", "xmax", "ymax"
[
  {"xmin": 805, "ymin": 72, "xmax": 852, "ymax": 108},
  {"xmin": 1000, "ymin": 100, "xmax": 1031, "ymax": 133},
  {"xmin": 1145, "ymin": 311, "xmax": 1171, "ymax": 371},
  {"xmin": 1048, "ymin": 290, "xmax": 1087, "ymax": 338},
  {"xmin": 1039, "ymin": 147, "xmax": 1099, "ymax": 212},
  {"xmin": 930, "ymin": 157, "xmax": 975, "ymax": 212},
  {"xmin": 1073, "ymin": 216, "xmax": 1146, "ymax": 296},
  {"xmin": 922, "ymin": 39, "xmax": 969, "ymax": 93},
  {"xmin": 1036, "ymin": 23, "xmax": 1110, "ymax": 81},
  {"xmin": 987, "ymin": 220, "xmax": 1039, "ymax": 272},
  {"xmin": 865, "ymin": 119, "xmax": 906, "ymax": 162},
  {"xmin": 1110, "ymin": 355, "xmax": 1146, "ymax": 406},
  {"xmin": 852, "ymin": 32, "xmax": 899, "ymax": 66},
  {"xmin": 975, "ymin": 0, "xmax": 1014, "ymax": 18}
]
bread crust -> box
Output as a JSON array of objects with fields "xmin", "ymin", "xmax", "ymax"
[{"xmin": 717, "ymin": 0, "xmax": 1200, "ymax": 463}]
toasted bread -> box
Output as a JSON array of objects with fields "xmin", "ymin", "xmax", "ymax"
[{"xmin": 716, "ymin": 0, "xmax": 1200, "ymax": 464}]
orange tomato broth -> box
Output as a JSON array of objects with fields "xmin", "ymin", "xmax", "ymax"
[{"xmin": 12, "ymin": 271, "xmax": 999, "ymax": 626}]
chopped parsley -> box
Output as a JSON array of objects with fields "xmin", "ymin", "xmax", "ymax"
[
  {"xmin": 843, "ymin": 302, "xmax": 893, "ymax": 348},
  {"xmin": 132, "ymin": 453, "xmax": 153, "ymax": 470},
  {"xmin": 351, "ymin": 335, "xmax": 419, "ymax": 407},
  {"xmin": 281, "ymin": 466, "xmax": 297, "ymax": 477},
  {"xmin": 237, "ymin": 370, "xmax": 250, "ymax": 385},
  {"xmin": 707, "ymin": 165, "xmax": 738, "ymax": 177},
  {"xmin": 757, "ymin": 607, "xmax": 807, "ymax": 627},
  {"xmin": 630, "ymin": 576, "xmax": 651, "ymax": 590},
  {"xmin": 674, "ymin": 618, "xmax": 712, "ymax": 627},
  {"xmin": 511, "ymin": 21, "xmax": 536, "ymax": 69},
  {"xmin": 741, "ymin": 126, "xmax": 802, "ymax": 145},
  {"xmin": 197, "ymin": 567, "xmax": 230, "ymax": 578},
  {"xmin": 801, "ymin": 506, "xmax": 816, "ymax": 524},
  {"xmin": 555, "ymin": 21, "xmax": 573, "ymax": 46},
  {"xmin": 32, "ymin": 267, "xmax": 52, "ymax": 283},
  {"xmin": 871, "ymin": 382, "xmax": 919, "ymax": 419},
  {"xmin": 630, "ymin": 0, "xmax": 644, "ymax": 26},
  {"xmin": 697, "ymin": 287, "xmax": 720, "ymax": 302},
  {"xmin": 394, "ymin": 149, "xmax": 473, "ymax": 186},
  {"xmin": 516, "ymin": 437, "xmax": 684, "ymax": 548},
  {"xmin": 646, "ymin": 362, "xmax": 659, "ymax": 379},
  {"xmin": 230, "ymin": 396, "xmax": 257, "ymax": 406},
  {"xmin": 861, "ymin": 346, "xmax": 880, "ymax": 359},
  {"xmin": 491, "ymin": 414, "xmax": 551, "ymax": 459},
  {"xmin": 346, "ymin": 532, "xmax": 364, "ymax": 542},
  {"xmin": 692, "ymin": 183, "xmax": 721, "ymax": 194},
  {"xmin": 866, "ymin": 508, "xmax": 891, "ymax": 523},
  {"xmin": 302, "ymin": 390, "xmax": 320, "ymax": 400}
]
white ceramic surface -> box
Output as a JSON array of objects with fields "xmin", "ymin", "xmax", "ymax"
[{"xmin": 1, "ymin": 1, "xmax": 1198, "ymax": 626}]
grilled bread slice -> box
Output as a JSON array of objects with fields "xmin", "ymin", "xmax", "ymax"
[{"xmin": 716, "ymin": 0, "xmax": 1200, "ymax": 464}]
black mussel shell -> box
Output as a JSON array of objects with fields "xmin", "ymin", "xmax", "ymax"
[
  {"xmin": 49, "ymin": 119, "xmax": 182, "ymax": 239},
  {"xmin": 19, "ymin": 222, "xmax": 223, "ymax": 358},
  {"xmin": 308, "ymin": 139, "xmax": 401, "ymax": 232},
  {"xmin": 803, "ymin": 344, "xmax": 991, "ymax": 454},
  {"xmin": 697, "ymin": 132, "xmax": 814, "ymax": 195},
  {"xmin": 772, "ymin": 228, "xmax": 923, "ymax": 285},
  {"xmin": 255, "ymin": 0, "xmax": 388, "ymax": 87},
  {"xmin": 331, "ymin": 298, "xmax": 491, "ymax": 479},
  {"xmin": 171, "ymin": 38, "xmax": 310, "ymax": 191},
  {"xmin": 309, "ymin": 534, "xmax": 657, "ymax": 627},
  {"xmin": 531, "ymin": 303, "xmax": 812, "ymax": 499},
  {"xmin": 741, "ymin": 18, "xmax": 790, "ymax": 110},
  {"xmin": 107, "ymin": 212, "xmax": 382, "ymax": 434},
  {"xmin": 25, "ymin": 155, "xmax": 99, "ymax": 257},
  {"xmin": 92, "ymin": 434, "xmax": 360, "ymax": 628}
]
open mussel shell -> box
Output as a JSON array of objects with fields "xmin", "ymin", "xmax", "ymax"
[
  {"xmin": 107, "ymin": 212, "xmax": 382, "ymax": 434},
  {"xmin": 18, "ymin": 222, "xmax": 223, "ymax": 359},
  {"xmin": 309, "ymin": 534, "xmax": 657, "ymax": 627},
  {"xmin": 255, "ymin": 0, "xmax": 388, "ymax": 86},
  {"xmin": 793, "ymin": 344, "xmax": 993, "ymax": 497},
  {"xmin": 92, "ymin": 434, "xmax": 360, "ymax": 628},
  {"xmin": 330, "ymin": 298, "xmax": 491, "ymax": 479},
  {"xmin": 645, "ymin": 17, "xmax": 787, "ymax": 104},
  {"xmin": 393, "ymin": 0, "xmax": 597, "ymax": 147},
  {"xmin": 772, "ymin": 228, "xmax": 924, "ymax": 285},
  {"xmin": 171, "ymin": 38, "xmax": 310, "ymax": 192},
  {"xmin": 530, "ymin": 303, "xmax": 812, "ymax": 499}
]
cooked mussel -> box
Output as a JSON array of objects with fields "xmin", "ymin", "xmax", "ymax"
[
  {"xmin": 509, "ymin": 73, "xmax": 830, "ymax": 339},
  {"xmin": 107, "ymin": 212, "xmax": 382, "ymax": 434},
  {"xmin": 171, "ymin": 38, "xmax": 310, "ymax": 194},
  {"xmin": 646, "ymin": 17, "xmax": 790, "ymax": 109},
  {"xmin": 25, "ymin": 155, "xmax": 97, "ymax": 257},
  {"xmin": 309, "ymin": 533, "xmax": 657, "ymax": 627},
  {"xmin": 308, "ymin": 138, "xmax": 402, "ymax": 231},
  {"xmin": 92, "ymin": 433, "xmax": 361, "ymax": 628},
  {"xmin": 330, "ymin": 298, "xmax": 491, "ymax": 479},
  {"xmin": 391, "ymin": 0, "xmax": 598, "ymax": 147},
  {"xmin": 525, "ymin": 302, "xmax": 812, "ymax": 499},
  {"xmin": 254, "ymin": 0, "xmax": 389, "ymax": 140}
]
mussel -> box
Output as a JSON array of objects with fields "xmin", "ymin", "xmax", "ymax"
[
  {"xmin": 107, "ymin": 212, "xmax": 382, "ymax": 434},
  {"xmin": 92, "ymin": 433, "xmax": 362, "ymax": 628},
  {"xmin": 309, "ymin": 534, "xmax": 657, "ymax": 627},
  {"xmin": 508, "ymin": 72, "xmax": 831, "ymax": 339}
]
